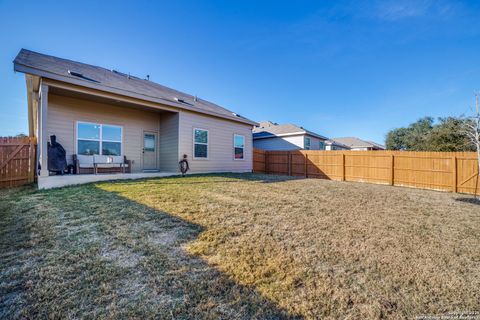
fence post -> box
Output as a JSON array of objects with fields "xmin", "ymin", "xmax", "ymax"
[
  {"xmin": 265, "ymin": 152, "xmax": 269, "ymax": 174},
  {"xmin": 305, "ymin": 153, "xmax": 308, "ymax": 178},
  {"xmin": 288, "ymin": 151, "xmax": 292, "ymax": 176},
  {"xmin": 390, "ymin": 154, "xmax": 395, "ymax": 186},
  {"xmin": 341, "ymin": 153, "xmax": 345, "ymax": 181},
  {"xmin": 28, "ymin": 137, "xmax": 35, "ymax": 183},
  {"xmin": 452, "ymin": 155, "xmax": 457, "ymax": 193}
]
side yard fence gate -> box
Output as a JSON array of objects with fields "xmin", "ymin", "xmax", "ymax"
[
  {"xmin": 253, "ymin": 149, "xmax": 479, "ymax": 195},
  {"xmin": 0, "ymin": 137, "xmax": 37, "ymax": 188}
]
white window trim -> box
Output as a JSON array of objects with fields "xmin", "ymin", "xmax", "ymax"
[
  {"xmin": 304, "ymin": 136, "xmax": 311, "ymax": 150},
  {"xmin": 76, "ymin": 121, "xmax": 123, "ymax": 156},
  {"xmin": 233, "ymin": 134, "xmax": 245, "ymax": 160},
  {"xmin": 193, "ymin": 128, "xmax": 209, "ymax": 160}
]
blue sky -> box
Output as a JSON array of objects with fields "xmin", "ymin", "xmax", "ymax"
[{"xmin": 1, "ymin": 0, "xmax": 479, "ymax": 143}]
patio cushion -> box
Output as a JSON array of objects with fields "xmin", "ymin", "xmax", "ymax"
[
  {"xmin": 93, "ymin": 155, "xmax": 128, "ymax": 168},
  {"xmin": 77, "ymin": 155, "xmax": 94, "ymax": 168},
  {"xmin": 75, "ymin": 154, "xmax": 129, "ymax": 171},
  {"xmin": 110, "ymin": 156, "xmax": 125, "ymax": 164},
  {"xmin": 93, "ymin": 155, "xmax": 111, "ymax": 164}
]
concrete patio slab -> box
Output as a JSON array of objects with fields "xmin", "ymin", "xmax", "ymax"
[{"xmin": 38, "ymin": 172, "xmax": 179, "ymax": 189}]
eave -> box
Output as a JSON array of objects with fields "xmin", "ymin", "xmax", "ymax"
[{"xmin": 253, "ymin": 131, "xmax": 328, "ymax": 140}]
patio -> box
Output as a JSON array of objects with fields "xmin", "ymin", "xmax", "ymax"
[{"xmin": 38, "ymin": 171, "xmax": 178, "ymax": 189}]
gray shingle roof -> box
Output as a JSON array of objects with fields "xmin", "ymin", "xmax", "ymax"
[
  {"xmin": 13, "ymin": 49, "xmax": 256, "ymax": 125},
  {"xmin": 253, "ymin": 122, "xmax": 327, "ymax": 140},
  {"xmin": 331, "ymin": 137, "xmax": 385, "ymax": 149}
]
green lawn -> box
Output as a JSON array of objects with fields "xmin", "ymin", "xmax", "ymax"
[{"xmin": 1, "ymin": 173, "xmax": 479, "ymax": 319}]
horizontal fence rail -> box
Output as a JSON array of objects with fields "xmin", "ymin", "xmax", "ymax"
[
  {"xmin": 0, "ymin": 137, "xmax": 37, "ymax": 188},
  {"xmin": 253, "ymin": 149, "xmax": 479, "ymax": 195}
]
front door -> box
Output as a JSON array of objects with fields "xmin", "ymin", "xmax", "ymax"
[{"xmin": 143, "ymin": 131, "xmax": 158, "ymax": 170}]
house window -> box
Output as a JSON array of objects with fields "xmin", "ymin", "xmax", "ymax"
[
  {"xmin": 77, "ymin": 122, "xmax": 122, "ymax": 156},
  {"xmin": 144, "ymin": 134, "xmax": 156, "ymax": 152},
  {"xmin": 319, "ymin": 141, "xmax": 325, "ymax": 150},
  {"xmin": 234, "ymin": 134, "xmax": 245, "ymax": 160},
  {"xmin": 304, "ymin": 136, "xmax": 311, "ymax": 150},
  {"xmin": 102, "ymin": 125, "xmax": 122, "ymax": 155},
  {"xmin": 194, "ymin": 128, "xmax": 208, "ymax": 159}
]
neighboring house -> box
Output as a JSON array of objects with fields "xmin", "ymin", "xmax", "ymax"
[
  {"xmin": 331, "ymin": 137, "xmax": 385, "ymax": 150},
  {"xmin": 13, "ymin": 49, "xmax": 257, "ymax": 183},
  {"xmin": 253, "ymin": 121, "xmax": 328, "ymax": 151},
  {"xmin": 325, "ymin": 139, "xmax": 350, "ymax": 150}
]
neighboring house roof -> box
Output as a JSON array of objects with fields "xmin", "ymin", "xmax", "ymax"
[
  {"xmin": 325, "ymin": 139, "xmax": 350, "ymax": 149},
  {"xmin": 13, "ymin": 49, "xmax": 256, "ymax": 126},
  {"xmin": 253, "ymin": 121, "xmax": 328, "ymax": 140},
  {"xmin": 331, "ymin": 137, "xmax": 385, "ymax": 150}
]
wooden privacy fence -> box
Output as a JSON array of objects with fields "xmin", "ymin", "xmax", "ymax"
[
  {"xmin": 0, "ymin": 137, "xmax": 37, "ymax": 188},
  {"xmin": 253, "ymin": 149, "xmax": 479, "ymax": 195}
]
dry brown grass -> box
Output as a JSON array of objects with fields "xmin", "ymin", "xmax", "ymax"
[{"xmin": 1, "ymin": 173, "xmax": 479, "ymax": 319}]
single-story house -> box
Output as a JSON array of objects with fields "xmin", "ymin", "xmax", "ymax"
[
  {"xmin": 13, "ymin": 49, "xmax": 257, "ymax": 188},
  {"xmin": 331, "ymin": 137, "xmax": 385, "ymax": 150},
  {"xmin": 253, "ymin": 121, "xmax": 328, "ymax": 151},
  {"xmin": 325, "ymin": 139, "xmax": 350, "ymax": 150}
]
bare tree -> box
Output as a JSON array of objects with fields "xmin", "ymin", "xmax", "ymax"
[{"xmin": 464, "ymin": 93, "xmax": 480, "ymax": 197}]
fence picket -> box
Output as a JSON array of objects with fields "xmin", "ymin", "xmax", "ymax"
[
  {"xmin": 0, "ymin": 137, "xmax": 37, "ymax": 188},
  {"xmin": 253, "ymin": 149, "xmax": 478, "ymax": 195}
]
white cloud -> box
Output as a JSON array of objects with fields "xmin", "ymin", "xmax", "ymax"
[{"xmin": 374, "ymin": 0, "xmax": 453, "ymax": 21}]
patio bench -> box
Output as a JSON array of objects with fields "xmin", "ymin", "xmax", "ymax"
[{"xmin": 73, "ymin": 155, "xmax": 131, "ymax": 174}]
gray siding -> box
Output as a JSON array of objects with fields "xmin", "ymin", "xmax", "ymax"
[
  {"xmin": 159, "ymin": 112, "xmax": 180, "ymax": 172},
  {"xmin": 309, "ymin": 137, "xmax": 320, "ymax": 150},
  {"xmin": 46, "ymin": 93, "xmax": 253, "ymax": 175},
  {"xmin": 253, "ymin": 135, "xmax": 304, "ymax": 151},
  {"xmin": 308, "ymin": 136, "xmax": 326, "ymax": 150},
  {"xmin": 178, "ymin": 111, "xmax": 253, "ymax": 173},
  {"xmin": 254, "ymin": 134, "xmax": 327, "ymax": 151},
  {"xmin": 47, "ymin": 94, "xmax": 161, "ymax": 173}
]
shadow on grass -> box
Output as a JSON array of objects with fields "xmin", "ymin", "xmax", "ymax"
[
  {"xmin": 455, "ymin": 196, "xmax": 480, "ymax": 205},
  {"xmin": 0, "ymin": 183, "xmax": 300, "ymax": 319}
]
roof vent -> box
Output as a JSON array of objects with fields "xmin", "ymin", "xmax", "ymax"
[
  {"xmin": 174, "ymin": 97, "xmax": 193, "ymax": 106},
  {"xmin": 68, "ymin": 70, "xmax": 83, "ymax": 78},
  {"xmin": 67, "ymin": 70, "xmax": 99, "ymax": 83}
]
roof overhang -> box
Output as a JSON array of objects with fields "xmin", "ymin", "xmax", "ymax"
[
  {"xmin": 253, "ymin": 131, "xmax": 306, "ymax": 140},
  {"xmin": 326, "ymin": 140, "xmax": 349, "ymax": 148},
  {"xmin": 305, "ymin": 132, "xmax": 328, "ymax": 140},
  {"xmin": 253, "ymin": 131, "xmax": 327, "ymax": 140},
  {"xmin": 350, "ymin": 144, "xmax": 383, "ymax": 149},
  {"xmin": 14, "ymin": 62, "xmax": 258, "ymax": 127}
]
